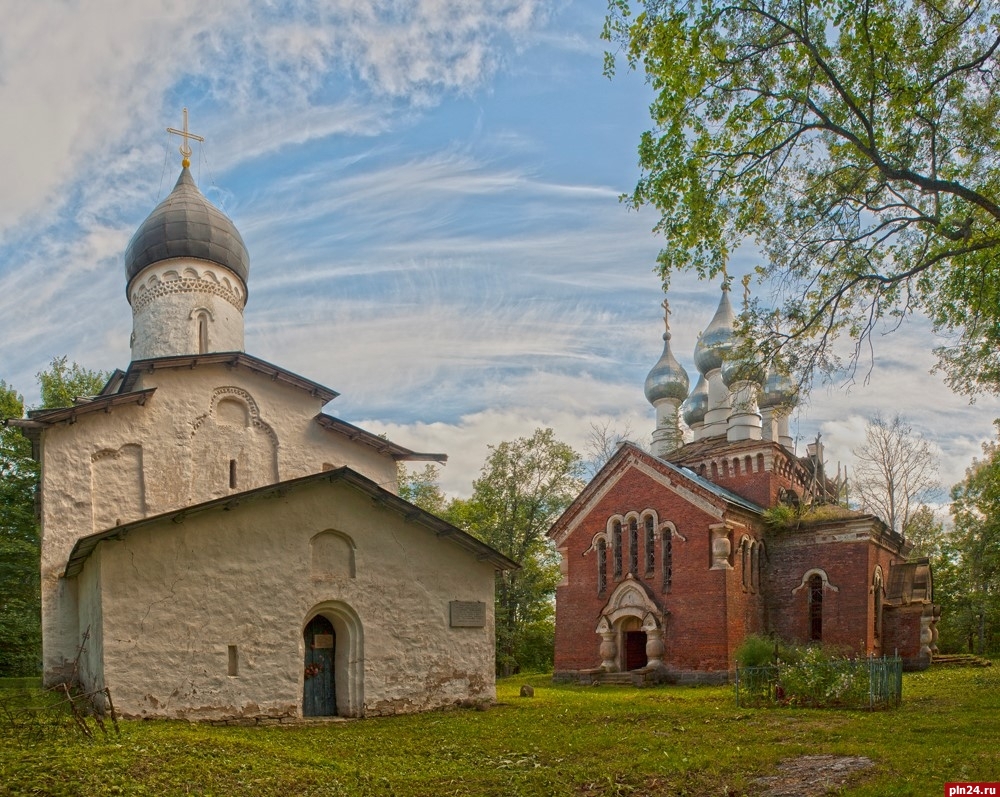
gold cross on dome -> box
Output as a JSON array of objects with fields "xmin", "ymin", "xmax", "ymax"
[
  {"xmin": 166, "ymin": 108, "xmax": 205, "ymax": 168},
  {"xmin": 661, "ymin": 297, "xmax": 671, "ymax": 332}
]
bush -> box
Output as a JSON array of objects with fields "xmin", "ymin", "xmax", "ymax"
[
  {"xmin": 777, "ymin": 647, "xmax": 870, "ymax": 707},
  {"xmin": 735, "ymin": 635, "xmax": 777, "ymax": 667}
]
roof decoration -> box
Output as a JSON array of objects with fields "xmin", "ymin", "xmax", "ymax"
[{"xmin": 644, "ymin": 297, "xmax": 690, "ymax": 405}]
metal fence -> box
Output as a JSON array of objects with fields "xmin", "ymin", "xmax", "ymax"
[{"xmin": 735, "ymin": 655, "xmax": 903, "ymax": 709}]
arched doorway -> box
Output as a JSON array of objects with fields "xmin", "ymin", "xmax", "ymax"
[
  {"xmin": 301, "ymin": 602, "xmax": 364, "ymax": 718},
  {"xmin": 303, "ymin": 615, "xmax": 336, "ymax": 716},
  {"xmin": 620, "ymin": 616, "xmax": 648, "ymax": 671}
]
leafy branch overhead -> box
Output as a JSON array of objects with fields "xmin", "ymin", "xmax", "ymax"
[{"xmin": 605, "ymin": 0, "xmax": 1000, "ymax": 394}]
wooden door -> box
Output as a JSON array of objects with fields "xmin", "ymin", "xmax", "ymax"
[
  {"xmin": 624, "ymin": 631, "xmax": 648, "ymax": 671},
  {"xmin": 303, "ymin": 615, "xmax": 337, "ymax": 716}
]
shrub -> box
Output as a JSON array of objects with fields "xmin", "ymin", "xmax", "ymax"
[
  {"xmin": 777, "ymin": 647, "xmax": 869, "ymax": 707},
  {"xmin": 735, "ymin": 635, "xmax": 777, "ymax": 667}
]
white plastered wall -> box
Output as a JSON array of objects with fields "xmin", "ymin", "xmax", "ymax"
[
  {"xmin": 39, "ymin": 361, "xmax": 399, "ymax": 684},
  {"xmin": 89, "ymin": 480, "xmax": 496, "ymax": 719},
  {"xmin": 129, "ymin": 260, "xmax": 246, "ymax": 359}
]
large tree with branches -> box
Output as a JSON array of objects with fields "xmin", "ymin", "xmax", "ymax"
[
  {"xmin": 851, "ymin": 412, "xmax": 939, "ymax": 534},
  {"xmin": 605, "ymin": 0, "xmax": 1000, "ymax": 393}
]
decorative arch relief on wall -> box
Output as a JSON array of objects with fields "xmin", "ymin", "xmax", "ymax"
[
  {"xmin": 599, "ymin": 575, "xmax": 663, "ymax": 628},
  {"xmin": 189, "ymin": 386, "xmax": 279, "ymax": 497},
  {"xmin": 310, "ymin": 530, "xmax": 357, "ymax": 580},
  {"xmin": 130, "ymin": 262, "xmax": 246, "ymax": 313},
  {"xmin": 90, "ymin": 443, "xmax": 146, "ymax": 531},
  {"xmin": 192, "ymin": 386, "xmax": 277, "ymax": 440},
  {"xmin": 791, "ymin": 567, "xmax": 840, "ymax": 595},
  {"xmin": 659, "ymin": 520, "xmax": 685, "ymax": 543}
]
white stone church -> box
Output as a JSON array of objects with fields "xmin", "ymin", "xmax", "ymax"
[{"xmin": 12, "ymin": 153, "xmax": 515, "ymax": 721}]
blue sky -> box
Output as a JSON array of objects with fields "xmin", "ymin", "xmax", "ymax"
[{"xmin": 2, "ymin": 0, "xmax": 998, "ymax": 498}]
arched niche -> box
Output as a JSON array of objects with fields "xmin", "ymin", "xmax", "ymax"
[
  {"xmin": 91, "ymin": 443, "xmax": 146, "ymax": 531},
  {"xmin": 310, "ymin": 530, "xmax": 357, "ymax": 579}
]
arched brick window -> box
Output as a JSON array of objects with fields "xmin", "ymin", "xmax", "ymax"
[
  {"xmin": 662, "ymin": 528, "xmax": 673, "ymax": 592},
  {"xmin": 873, "ymin": 567, "xmax": 884, "ymax": 642},
  {"xmin": 628, "ymin": 518, "xmax": 639, "ymax": 575},
  {"xmin": 808, "ymin": 574, "xmax": 823, "ymax": 641},
  {"xmin": 644, "ymin": 515, "xmax": 655, "ymax": 574},
  {"xmin": 612, "ymin": 521, "xmax": 623, "ymax": 579},
  {"xmin": 597, "ymin": 539, "xmax": 608, "ymax": 594}
]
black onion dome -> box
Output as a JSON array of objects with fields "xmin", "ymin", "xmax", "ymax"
[{"xmin": 124, "ymin": 167, "xmax": 249, "ymax": 293}]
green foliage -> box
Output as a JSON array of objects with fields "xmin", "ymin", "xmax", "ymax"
[
  {"xmin": 0, "ymin": 382, "xmax": 40, "ymax": 677},
  {"xmin": 903, "ymin": 504, "xmax": 946, "ymax": 559},
  {"xmin": 775, "ymin": 647, "xmax": 875, "ymax": 708},
  {"xmin": 0, "ymin": 668, "xmax": 997, "ymax": 794},
  {"xmin": 605, "ymin": 0, "xmax": 1000, "ymax": 395},
  {"xmin": 397, "ymin": 463, "xmax": 449, "ymax": 517},
  {"xmin": 734, "ymin": 634, "xmax": 777, "ymax": 667},
  {"xmin": 36, "ymin": 356, "xmax": 108, "ymax": 409},
  {"xmin": 762, "ymin": 503, "xmax": 797, "ymax": 529},
  {"xmin": 457, "ymin": 428, "xmax": 584, "ymax": 675},
  {"xmin": 938, "ymin": 426, "xmax": 1000, "ymax": 654},
  {"xmin": 0, "ymin": 357, "xmax": 106, "ymax": 677}
]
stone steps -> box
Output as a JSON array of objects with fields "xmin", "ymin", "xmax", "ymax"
[{"xmin": 932, "ymin": 653, "xmax": 992, "ymax": 668}]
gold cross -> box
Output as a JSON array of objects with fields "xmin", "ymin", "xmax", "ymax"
[
  {"xmin": 661, "ymin": 297, "xmax": 671, "ymax": 333},
  {"xmin": 167, "ymin": 108, "xmax": 204, "ymax": 169}
]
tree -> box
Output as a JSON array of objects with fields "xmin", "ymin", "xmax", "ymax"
[
  {"xmin": 902, "ymin": 503, "xmax": 946, "ymax": 559},
  {"xmin": 605, "ymin": 0, "xmax": 1000, "ymax": 394},
  {"xmin": 0, "ymin": 381, "xmax": 40, "ymax": 675},
  {"xmin": 36, "ymin": 356, "xmax": 108, "ymax": 408},
  {"xmin": 851, "ymin": 413, "xmax": 939, "ymax": 534},
  {"xmin": 456, "ymin": 428, "xmax": 584, "ymax": 674},
  {"xmin": 0, "ymin": 359, "xmax": 108, "ymax": 676},
  {"xmin": 943, "ymin": 430, "xmax": 1000, "ymax": 654},
  {"xmin": 582, "ymin": 419, "xmax": 635, "ymax": 479},
  {"xmin": 397, "ymin": 463, "xmax": 449, "ymax": 517}
]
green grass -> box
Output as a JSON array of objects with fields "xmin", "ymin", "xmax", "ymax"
[{"xmin": 0, "ymin": 667, "xmax": 995, "ymax": 796}]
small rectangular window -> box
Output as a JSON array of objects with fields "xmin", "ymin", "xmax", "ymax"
[
  {"xmin": 228, "ymin": 645, "xmax": 239, "ymax": 676},
  {"xmin": 229, "ymin": 459, "xmax": 237, "ymax": 489}
]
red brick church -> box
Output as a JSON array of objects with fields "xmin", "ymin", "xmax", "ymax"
[{"xmin": 549, "ymin": 284, "xmax": 938, "ymax": 682}]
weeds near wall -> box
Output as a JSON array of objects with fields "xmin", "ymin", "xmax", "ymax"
[
  {"xmin": 0, "ymin": 681, "xmax": 119, "ymax": 742},
  {"xmin": 735, "ymin": 650, "xmax": 903, "ymax": 709}
]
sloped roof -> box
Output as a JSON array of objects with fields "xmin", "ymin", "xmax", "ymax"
[
  {"xmin": 548, "ymin": 442, "xmax": 763, "ymax": 542},
  {"xmin": 120, "ymin": 352, "xmax": 339, "ymax": 402},
  {"xmin": 64, "ymin": 466, "xmax": 517, "ymax": 577},
  {"xmin": 16, "ymin": 389, "xmax": 156, "ymax": 426},
  {"xmin": 314, "ymin": 414, "xmax": 446, "ymax": 462}
]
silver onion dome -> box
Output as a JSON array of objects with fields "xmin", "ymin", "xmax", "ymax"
[
  {"xmin": 760, "ymin": 368, "xmax": 798, "ymax": 409},
  {"xmin": 693, "ymin": 284, "xmax": 736, "ymax": 375},
  {"xmin": 644, "ymin": 331, "xmax": 690, "ymax": 404},
  {"xmin": 721, "ymin": 352, "xmax": 766, "ymax": 388},
  {"xmin": 681, "ymin": 373, "xmax": 709, "ymax": 427},
  {"xmin": 124, "ymin": 167, "xmax": 250, "ymax": 294}
]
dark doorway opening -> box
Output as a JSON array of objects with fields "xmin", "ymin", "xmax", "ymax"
[
  {"xmin": 624, "ymin": 630, "xmax": 648, "ymax": 670},
  {"xmin": 303, "ymin": 615, "xmax": 337, "ymax": 716}
]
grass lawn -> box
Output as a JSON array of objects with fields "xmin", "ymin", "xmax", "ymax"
[{"xmin": 0, "ymin": 666, "xmax": 995, "ymax": 796}]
